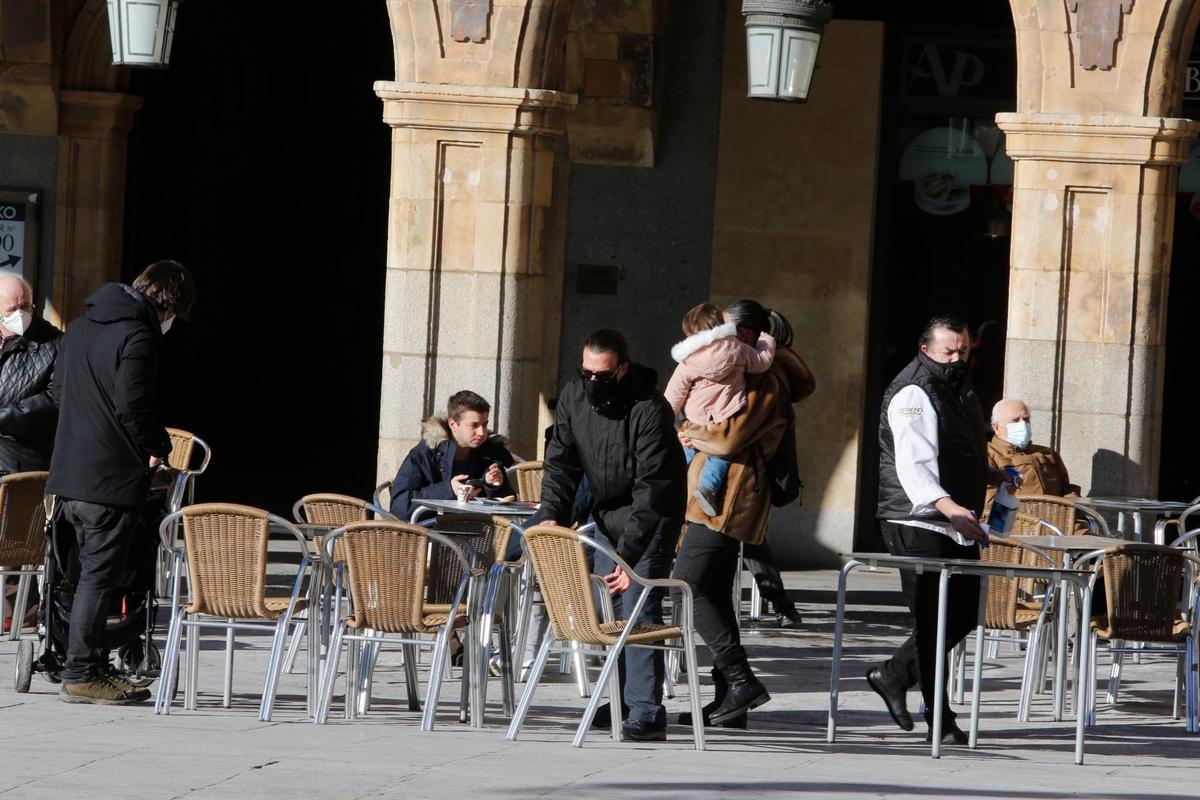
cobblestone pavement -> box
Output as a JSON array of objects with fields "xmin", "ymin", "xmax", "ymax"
[{"xmin": 2, "ymin": 569, "xmax": 1197, "ymax": 799}]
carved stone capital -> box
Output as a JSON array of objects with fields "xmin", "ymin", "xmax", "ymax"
[
  {"xmin": 374, "ymin": 81, "xmax": 577, "ymax": 136},
  {"xmin": 997, "ymin": 112, "xmax": 1200, "ymax": 165}
]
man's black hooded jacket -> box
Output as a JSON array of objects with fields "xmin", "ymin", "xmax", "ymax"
[
  {"xmin": 47, "ymin": 283, "xmax": 172, "ymax": 507},
  {"xmin": 535, "ymin": 363, "xmax": 686, "ymax": 564}
]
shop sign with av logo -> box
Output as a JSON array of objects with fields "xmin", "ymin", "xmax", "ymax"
[{"xmin": 0, "ymin": 189, "xmax": 40, "ymax": 278}]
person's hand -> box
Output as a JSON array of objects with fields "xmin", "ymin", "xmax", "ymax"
[
  {"xmin": 485, "ymin": 463, "xmax": 504, "ymax": 486},
  {"xmin": 604, "ymin": 565, "xmax": 631, "ymax": 595},
  {"xmin": 934, "ymin": 497, "xmax": 988, "ymax": 544},
  {"xmin": 677, "ymin": 429, "xmax": 693, "ymax": 449},
  {"xmin": 148, "ymin": 455, "xmax": 163, "ymax": 469},
  {"xmin": 987, "ymin": 465, "xmax": 1022, "ymax": 488},
  {"xmin": 451, "ymin": 474, "xmax": 481, "ymax": 500}
]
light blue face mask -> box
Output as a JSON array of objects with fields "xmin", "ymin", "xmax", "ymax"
[{"xmin": 1006, "ymin": 421, "xmax": 1032, "ymax": 449}]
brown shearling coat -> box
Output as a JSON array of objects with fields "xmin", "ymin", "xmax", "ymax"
[{"xmin": 680, "ymin": 346, "xmax": 815, "ymax": 544}]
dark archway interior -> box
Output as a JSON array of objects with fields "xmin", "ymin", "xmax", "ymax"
[{"xmin": 122, "ymin": 3, "xmax": 394, "ymax": 513}]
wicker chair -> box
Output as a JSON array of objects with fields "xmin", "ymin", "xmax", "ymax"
[
  {"xmin": 373, "ymin": 480, "xmax": 392, "ymax": 512},
  {"xmin": 1073, "ymin": 544, "xmax": 1200, "ymax": 761},
  {"xmin": 1009, "ymin": 494, "xmax": 1106, "ymax": 537},
  {"xmin": 280, "ymin": 494, "xmax": 394, "ymax": 676},
  {"xmin": 155, "ymin": 504, "xmax": 312, "ymax": 721},
  {"xmin": 975, "ymin": 538, "xmax": 1057, "ymax": 721},
  {"xmin": 0, "ymin": 472, "xmax": 48, "ymax": 641},
  {"xmin": 429, "ymin": 514, "xmax": 520, "ymax": 720},
  {"xmin": 163, "ymin": 428, "xmax": 212, "ymax": 512},
  {"xmin": 513, "ymin": 461, "xmax": 544, "ymax": 503},
  {"xmin": 505, "ymin": 524, "xmax": 705, "ymax": 750},
  {"xmin": 314, "ymin": 521, "xmax": 474, "ymax": 731}
]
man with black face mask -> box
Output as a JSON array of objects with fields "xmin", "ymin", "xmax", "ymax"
[
  {"xmin": 532, "ymin": 328, "xmax": 686, "ymax": 741},
  {"xmin": 868, "ymin": 314, "xmax": 1008, "ymax": 745}
]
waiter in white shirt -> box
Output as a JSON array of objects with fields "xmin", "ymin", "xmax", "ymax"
[{"xmin": 866, "ymin": 315, "xmax": 1010, "ymax": 746}]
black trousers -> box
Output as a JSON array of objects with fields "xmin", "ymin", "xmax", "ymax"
[
  {"xmin": 60, "ymin": 498, "xmax": 140, "ymax": 684},
  {"xmin": 591, "ymin": 520, "xmax": 674, "ymax": 724},
  {"xmin": 672, "ymin": 523, "xmax": 745, "ymax": 669},
  {"xmin": 878, "ymin": 521, "xmax": 980, "ymax": 725},
  {"xmin": 742, "ymin": 539, "xmax": 796, "ymax": 614}
]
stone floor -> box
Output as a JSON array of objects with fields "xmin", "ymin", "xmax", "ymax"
[{"xmin": 1, "ymin": 568, "xmax": 1197, "ymax": 799}]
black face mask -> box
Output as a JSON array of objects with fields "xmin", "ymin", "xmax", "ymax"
[
  {"xmin": 583, "ymin": 376, "xmax": 622, "ymax": 413},
  {"xmin": 920, "ymin": 352, "xmax": 968, "ymax": 388}
]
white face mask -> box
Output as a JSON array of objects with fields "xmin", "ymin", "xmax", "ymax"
[
  {"xmin": 1, "ymin": 310, "xmax": 31, "ymax": 336},
  {"xmin": 160, "ymin": 314, "xmax": 175, "ymax": 335},
  {"xmin": 1005, "ymin": 421, "xmax": 1032, "ymax": 449}
]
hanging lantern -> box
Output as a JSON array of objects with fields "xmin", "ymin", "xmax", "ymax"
[
  {"xmin": 742, "ymin": 0, "xmax": 833, "ymax": 102},
  {"xmin": 107, "ymin": 0, "xmax": 181, "ymax": 67}
]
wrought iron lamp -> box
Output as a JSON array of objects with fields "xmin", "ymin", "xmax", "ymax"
[
  {"xmin": 742, "ymin": 0, "xmax": 833, "ymax": 102},
  {"xmin": 107, "ymin": 0, "xmax": 180, "ymax": 67}
]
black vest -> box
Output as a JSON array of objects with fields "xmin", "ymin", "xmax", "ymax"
[{"xmin": 877, "ymin": 355, "xmax": 988, "ymax": 520}]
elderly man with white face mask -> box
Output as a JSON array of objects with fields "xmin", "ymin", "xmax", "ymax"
[
  {"xmin": 984, "ymin": 398, "xmax": 1080, "ymax": 509},
  {"xmin": 0, "ymin": 273, "xmax": 62, "ymax": 474}
]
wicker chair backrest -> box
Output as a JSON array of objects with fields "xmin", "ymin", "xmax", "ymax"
[
  {"xmin": 1011, "ymin": 495, "xmax": 1077, "ymax": 535},
  {"xmin": 524, "ymin": 525, "xmax": 609, "ymax": 646},
  {"xmin": 515, "ymin": 461, "xmax": 544, "ymax": 503},
  {"xmin": 980, "ymin": 538, "xmax": 1041, "ymax": 629},
  {"xmin": 341, "ymin": 522, "xmax": 429, "ymax": 633},
  {"xmin": 1099, "ymin": 544, "xmax": 1186, "ymax": 642},
  {"xmin": 181, "ymin": 504, "xmax": 274, "ymax": 619},
  {"xmin": 165, "ymin": 428, "xmax": 198, "ymax": 472},
  {"xmin": 0, "ymin": 471, "xmax": 48, "ymax": 568}
]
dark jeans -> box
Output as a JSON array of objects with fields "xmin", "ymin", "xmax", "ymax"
[
  {"xmin": 672, "ymin": 522, "xmax": 745, "ymax": 669},
  {"xmin": 878, "ymin": 521, "xmax": 980, "ymax": 725},
  {"xmin": 591, "ymin": 520, "xmax": 674, "ymax": 724},
  {"xmin": 742, "ymin": 539, "xmax": 796, "ymax": 614},
  {"xmin": 60, "ymin": 498, "xmax": 139, "ymax": 684}
]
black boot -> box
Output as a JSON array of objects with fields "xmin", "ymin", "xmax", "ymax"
[
  {"xmin": 678, "ymin": 668, "xmax": 747, "ymax": 729},
  {"xmin": 709, "ymin": 658, "xmax": 770, "ymax": 725}
]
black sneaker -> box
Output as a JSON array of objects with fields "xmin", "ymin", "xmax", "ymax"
[
  {"xmin": 925, "ymin": 721, "xmax": 969, "ymax": 745},
  {"xmin": 589, "ymin": 702, "xmax": 629, "ymax": 729},
  {"xmin": 622, "ymin": 716, "xmax": 667, "ymax": 742},
  {"xmin": 776, "ymin": 608, "xmax": 804, "ymax": 628}
]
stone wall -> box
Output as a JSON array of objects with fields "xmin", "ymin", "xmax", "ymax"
[{"xmin": 707, "ymin": 11, "xmax": 885, "ymax": 567}]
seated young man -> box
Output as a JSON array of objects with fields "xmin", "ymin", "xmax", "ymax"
[{"xmin": 389, "ymin": 390, "xmax": 516, "ymax": 520}]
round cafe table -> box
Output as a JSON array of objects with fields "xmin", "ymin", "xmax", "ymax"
[{"xmin": 1074, "ymin": 496, "xmax": 1194, "ymax": 543}]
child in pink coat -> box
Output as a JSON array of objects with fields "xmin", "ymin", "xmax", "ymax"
[{"xmin": 664, "ymin": 303, "xmax": 776, "ymax": 515}]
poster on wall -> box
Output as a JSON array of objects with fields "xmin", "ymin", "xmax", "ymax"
[
  {"xmin": 898, "ymin": 125, "xmax": 1014, "ymax": 216},
  {"xmin": 0, "ymin": 189, "xmax": 39, "ymax": 286}
]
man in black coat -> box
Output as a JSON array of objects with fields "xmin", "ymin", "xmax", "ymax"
[
  {"xmin": 48, "ymin": 260, "xmax": 195, "ymax": 705},
  {"xmin": 0, "ymin": 273, "xmax": 62, "ymax": 473},
  {"xmin": 388, "ymin": 390, "xmax": 516, "ymax": 521},
  {"xmin": 533, "ymin": 328, "xmax": 686, "ymax": 741}
]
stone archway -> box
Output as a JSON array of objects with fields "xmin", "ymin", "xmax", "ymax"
[
  {"xmin": 1000, "ymin": 0, "xmax": 1200, "ymax": 496},
  {"xmin": 375, "ymin": 0, "xmax": 577, "ymax": 473}
]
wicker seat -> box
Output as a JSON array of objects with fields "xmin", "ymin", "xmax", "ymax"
[
  {"xmin": 0, "ymin": 472, "xmax": 48, "ymax": 641},
  {"xmin": 1073, "ymin": 543, "xmax": 1200, "ymax": 759},
  {"xmin": 155, "ymin": 503, "xmax": 313, "ymax": 721},
  {"xmin": 513, "ymin": 461, "xmax": 544, "ymax": 503},
  {"xmin": 314, "ymin": 521, "xmax": 475, "ymax": 731},
  {"xmin": 505, "ymin": 525, "xmax": 705, "ymax": 750}
]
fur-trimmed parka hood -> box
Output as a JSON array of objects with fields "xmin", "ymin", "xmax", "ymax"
[
  {"xmin": 421, "ymin": 416, "xmax": 509, "ymax": 451},
  {"xmin": 670, "ymin": 321, "xmax": 737, "ymax": 364}
]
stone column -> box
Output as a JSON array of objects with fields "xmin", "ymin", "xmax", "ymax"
[
  {"xmin": 377, "ymin": 1, "xmax": 575, "ymax": 475},
  {"xmin": 50, "ymin": 90, "xmax": 142, "ymax": 327},
  {"xmin": 998, "ymin": 0, "xmax": 1200, "ymax": 496}
]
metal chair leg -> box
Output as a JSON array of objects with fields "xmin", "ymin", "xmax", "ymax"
[
  {"xmin": 315, "ymin": 620, "xmax": 347, "ymax": 724},
  {"xmin": 422, "ymin": 626, "xmax": 457, "ymax": 732},
  {"xmin": 222, "ymin": 623, "xmax": 235, "ymax": 709},
  {"xmin": 282, "ymin": 614, "xmax": 306, "ymax": 674},
  {"xmin": 681, "ymin": 630, "xmax": 706, "ymax": 751},
  {"xmin": 8, "ymin": 573, "xmax": 31, "ymax": 641},
  {"xmin": 506, "ymin": 627, "xmax": 555, "ymax": 741},
  {"xmin": 402, "ymin": 642, "xmax": 421, "ymax": 712},
  {"xmin": 258, "ymin": 613, "xmax": 294, "ymax": 722},
  {"xmin": 185, "ymin": 622, "xmax": 201, "ymax": 711}
]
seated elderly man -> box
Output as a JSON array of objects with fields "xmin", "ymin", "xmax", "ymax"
[{"xmin": 985, "ymin": 398, "xmax": 1080, "ymax": 509}]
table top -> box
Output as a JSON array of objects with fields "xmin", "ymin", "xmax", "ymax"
[
  {"xmin": 1076, "ymin": 496, "xmax": 1194, "ymax": 513},
  {"xmin": 413, "ymin": 498, "xmax": 540, "ymax": 517},
  {"xmin": 1010, "ymin": 534, "xmax": 1122, "ymax": 552},
  {"xmin": 845, "ymin": 552, "xmax": 1091, "ymax": 580}
]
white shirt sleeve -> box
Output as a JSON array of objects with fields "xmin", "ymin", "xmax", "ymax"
[{"xmin": 887, "ymin": 384, "xmax": 949, "ymax": 514}]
